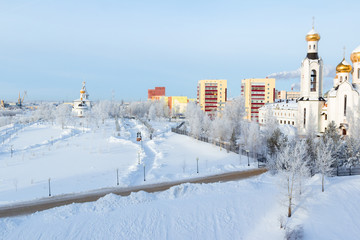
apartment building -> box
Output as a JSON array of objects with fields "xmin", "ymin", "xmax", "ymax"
[
  {"xmin": 197, "ymin": 79, "xmax": 227, "ymax": 114},
  {"xmin": 241, "ymin": 78, "xmax": 275, "ymax": 121},
  {"xmin": 148, "ymin": 87, "xmax": 165, "ymax": 100}
]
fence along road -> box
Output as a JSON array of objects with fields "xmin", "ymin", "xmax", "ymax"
[{"xmin": 0, "ymin": 168, "xmax": 267, "ymax": 218}]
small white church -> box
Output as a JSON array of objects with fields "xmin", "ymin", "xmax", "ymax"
[
  {"xmin": 259, "ymin": 26, "xmax": 360, "ymax": 136},
  {"xmin": 72, "ymin": 81, "xmax": 91, "ymax": 117}
]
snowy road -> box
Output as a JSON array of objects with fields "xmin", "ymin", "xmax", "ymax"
[{"xmin": 0, "ymin": 168, "xmax": 266, "ymax": 218}]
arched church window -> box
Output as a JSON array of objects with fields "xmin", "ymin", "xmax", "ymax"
[
  {"xmin": 345, "ymin": 76, "xmax": 347, "ymax": 81},
  {"xmin": 340, "ymin": 76, "xmax": 343, "ymax": 82},
  {"xmin": 304, "ymin": 108, "xmax": 306, "ymax": 128},
  {"xmin": 313, "ymin": 44, "xmax": 315, "ymax": 49},
  {"xmin": 344, "ymin": 95, "xmax": 347, "ymax": 117},
  {"xmin": 358, "ymin": 68, "xmax": 360, "ymax": 79},
  {"xmin": 310, "ymin": 70, "xmax": 316, "ymax": 92},
  {"xmin": 309, "ymin": 45, "xmax": 311, "ymax": 50}
]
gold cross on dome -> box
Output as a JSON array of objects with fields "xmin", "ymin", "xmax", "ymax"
[{"xmin": 312, "ymin": 16, "xmax": 315, "ymax": 29}]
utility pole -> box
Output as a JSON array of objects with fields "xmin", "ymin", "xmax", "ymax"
[
  {"xmin": 48, "ymin": 178, "xmax": 51, "ymax": 196},
  {"xmin": 143, "ymin": 163, "xmax": 146, "ymax": 181},
  {"xmin": 116, "ymin": 168, "xmax": 119, "ymax": 185},
  {"xmin": 196, "ymin": 157, "xmax": 199, "ymax": 174}
]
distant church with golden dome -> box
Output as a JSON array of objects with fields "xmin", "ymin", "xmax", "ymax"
[
  {"xmin": 298, "ymin": 26, "xmax": 360, "ymax": 136},
  {"xmin": 72, "ymin": 81, "xmax": 91, "ymax": 117},
  {"xmin": 259, "ymin": 25, "xmax": 360, "ymax": 136}
]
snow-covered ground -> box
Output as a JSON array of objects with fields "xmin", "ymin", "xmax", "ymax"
[
  {"xmin": 0, "ymin": 173, "xmax": 359, "ymax": 239},
  {"xmin": 1, "ymin": 118, "xmax": 360, "ymax": 239},
  {"xmin": 0, "ymin": 118, "xmax": 254, "ymax": 204}
]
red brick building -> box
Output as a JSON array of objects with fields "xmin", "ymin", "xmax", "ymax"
[{"xmin": 148, "ymin": 87, "xmax": 165, "ymax": 100}]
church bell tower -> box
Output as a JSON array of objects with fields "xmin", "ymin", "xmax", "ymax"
[{"xmin": 298, "ymin": 24, "xmax": 325, "ymax": 135}]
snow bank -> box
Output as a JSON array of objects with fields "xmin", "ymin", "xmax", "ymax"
[{"xmin": 0, "ymin": 174, "xmax": 284, "ymax": 240}]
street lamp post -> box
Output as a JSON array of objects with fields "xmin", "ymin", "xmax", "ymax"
[
  {"xmin": 116, "ymin": 168, "xmax": 119, "ymax": 186},
  {"xmin": 196, "ymin": 157, "xmax": 199, "ymax": 174},
  {"xmin": 143, "ymin": 163, "xmax": 146, "ymax": 181},
  {"xmin": 239, "ymin": 144, "xmax": 242, "ymax": 165},
  {"xmin": 246, "ymin": 150, "xmax": 250, "ymax": 166},
  {"xmin": 138, "ymin": 150, "xmax": 141, "ymax": 165},
  {"xmin": 48, "ymin": 178, "xmax": 51, "ymax": 196}
]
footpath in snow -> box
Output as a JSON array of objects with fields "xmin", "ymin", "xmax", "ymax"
[{"xmin": 0, "ymin": 118, "xmax": 256, "ymax": 205}]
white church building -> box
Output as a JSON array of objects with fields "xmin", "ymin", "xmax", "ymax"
[
  {"xmin": 259, "ymin": 26, "xmax": 360, "ymax": 136},
  {"xmin": 72, "ymin": 82, "xmax": 91, "ymax": 117}
]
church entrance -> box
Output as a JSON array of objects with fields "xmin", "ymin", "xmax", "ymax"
[{"xmin": 342, "ymin": 129, "xmax": 347, "ymax": 136}]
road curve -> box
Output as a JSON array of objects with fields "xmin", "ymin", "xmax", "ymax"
[{"xmin": 0, "ymin": 168, "xmax": 267, "ymax": 218}]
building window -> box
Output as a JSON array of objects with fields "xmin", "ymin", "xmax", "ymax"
[
  {"xmin": 280, "ymin": 120, "xmax": 282, "ymax": 124},
  {"xmin": 304, "ymin": 108, "xmax": 306, "ymax": 128},
  {"xmin": 309, "ymin": 45, "xmax": 311, "ymax": 50},
  {"xmin": 292, "ymin": 121, "xmax": 294, "ymax": 125},
  {"xmin": 344, "ymin": 95, "xmax": 347, "ymax": 117},
  {"xmin": 313, "ymin": 44, "xmax": 315, "ymax": 49},
  {"xmin": 340, "ymin": 76, "xmax": 343, "ymax": 81},
  {"xmin": 310, "ymin": 70, "xmax": 316, "ymax": 92},
  {"xmin": 358, "ymin": 68, "xmax": 360, "ymax": 79},
  {"xmin": 325, "ymin": 114, "xmax": 327, "ymax": 120}
]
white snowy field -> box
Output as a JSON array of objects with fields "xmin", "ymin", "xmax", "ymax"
[
  {"xmin": 1, "ymin": 118, "xmax": 360, "ymax": 239},
  {"xmin": 0, "ymin": 173, "xmax": 359, "ymax": 239},
  {"xmin": 0, "ymin": 118, "xmax": 253, "ymax": 205}
]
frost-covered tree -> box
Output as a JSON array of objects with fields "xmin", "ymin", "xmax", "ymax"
[
  {"xmin": 185, "ymin": 102, "xmax": 205, "ymax": 139},
  {"xmin": 33, "ymin": 103, "xmax": 55, "ymax": 123},
  {"xmin": 266, "ymin": 128, "xmax": 286, "ymax": 157},
  {"xmin": 347, "ymin": 101, "xmax": 360, "ymax": 137},
  {"xmin": 127, "ymin": 101, "xmax": 150, "ymax": 119},
  {"xmin": 92, "ymin": 100, "xmax": 115, "ymax": 124},
  {"xmin": 276, "ymin": 140, "xmax": 309, "ymax": 217},
  {"xmin": 262, "ymin": 106, "xmax": 285, "ymax": 160},
  {"xmin": 315, "ymin": 139, "xmax": 335, "ymax": 192},
  {"xmin": 305, "ymin": 113, "xmax": 318, "ymax": 173},
  {"xmin": 323, "ymin": 121, "xmax": 341, "ymax": 145},
  {"xmin": 344, "ymin": 108, "xmax": 360, "ymax": 167},
  {"xmin": 222, "ymin": 97, "xmax": 245, "ymax": 136},
  {"xmin": 263, "ymin": 106, "xmax": 279, "ymax": 137},
  {"xmin": 322, "ymin": 121, "xmax": 343, "ymax": 167},
  {"xmin": 344, "ymin": 137, "xmax": 360, "ymax": 167},
  {"xmin": 148, "ymin": 104, "xmax": 157, "ymax": 121},
  {"xmin": 55, "ymin": 104, "xmax": 72, "ymax": 129},
  {"xmin": 247, "ymin": 121, "xmax": 262, "ymax": 157}
]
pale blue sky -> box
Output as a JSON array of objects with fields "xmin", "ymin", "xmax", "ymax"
[{"xmin": 0, "ymin": 0, "xmax": 359, "ymax": 101}]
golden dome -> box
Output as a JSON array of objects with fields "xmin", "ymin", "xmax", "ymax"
[
  {"xmin": 80, "ymin": 90, "xmax": 85, "ymax": 94},
  {"xmin": 336, "ymin": 59, "xmax": 352, "ymax": 73},
  {"xmin": 351, "ymin": 45, "xmax": 360, "ymax": 62},
  {"xmin": 306, "ymin": 28, "xmax": 320, "ymax": 42}
]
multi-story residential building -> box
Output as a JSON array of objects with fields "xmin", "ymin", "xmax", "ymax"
[
  {"xmin": 241, "ymin": 78, "xmax": 275, "ymax": 121},
  {"xmin": 148, "ymin": 87, "xmax": 165, "ymax": 100},
  {"xmin": 276, "ymin": 90, "xmax": 300, "ymax": 100},
  {"xmin": 286, "ymin": 91, "xmax": 300, "ymax": 100},
  {"xmin": 168, "ymin": 96, "xmax": 189, "ymax": 115},
  {"xmin": 197, "ymin": 79, "xmax": 227, "ymax": 114}
]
